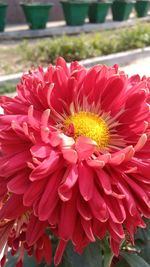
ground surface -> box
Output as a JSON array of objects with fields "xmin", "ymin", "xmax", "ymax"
[
  {"xmin": 122, "ymin": 57, "xmax": 150, "ymax": 77},
  {"xmin": 0, "ymin": 42, "xmax": 33, "ymax": 75}
]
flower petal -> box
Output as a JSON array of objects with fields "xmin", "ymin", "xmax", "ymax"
[
  {"xmin": 75, "ymin": 136, "xmax": 97, "ymax": 160},
  {"xmin": 78, "ymin": 162, "xmax": 94, "ymax": 201},
  {"xmin": 26, "ymin": 215, "xmax": 47, "ymax": 246},
  {"xmin": 58, "ymin": 165, "xmax": 78, "ymax": 201},
  {"xmin": 30, "ymin": 151, "xmax": 60, "ymax": 181}
]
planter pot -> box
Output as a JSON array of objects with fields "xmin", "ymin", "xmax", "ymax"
[
  {"xmin": 112, "ymin": 1, "xmax": 135, "ymax": 21},
  {"xmin": 135, "ymin": 0, "xmax": 150, "ymax": 17},
  {"xmin": 61, "ymin": 1, "xmax": 90, "ymax": 26},
  {"xmin": 21, "ymin": 3, "xmax": 53, "ymax": 30},
  {"xmin": 0, "ymin": 3, "xmax": 8, "ymax": 32},
  {"xmin": 88, "ymin": 2, "xmax": 111, "ymax": 23}
]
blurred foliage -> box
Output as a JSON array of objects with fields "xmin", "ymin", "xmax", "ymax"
[
  {"xmin": 20, "ymin": 22, "xmax": 150, "ymax": 65},
  {"xmin": 135, "ymin": 220, "xmax": 150, "ymax": 264},
  {"xmin": 113, "ymin": 220, "xmax": 150, "ymax": 267},
  {"xmin": 0, "ymin": 83, "xmax": 16, "ymax": 95},
  {"xmin": 1, "ymin": 22, "xmax": 150, "ymax": 77}
]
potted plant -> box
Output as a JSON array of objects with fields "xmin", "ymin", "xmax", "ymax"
[
  {"xmin": 20, "ymin": 0, "xmax": 54, "ymax": 30},
  {"xmin": 0, "ymin": 1, "xmax": 8, "ymax": 32},
  {"xmin": 111, "ymin": 0, "xmax": 135, "ymax": 21},
  {"xmin": 135, "ymin": 0, "xmax": 150, "ymax": 17},
  {"xmin": 60, "ymin": 0, "xmax": 90, "ymax": 26},
  {"xmin": 88, "ymin": 0, "xmax": 112, "ymax": 23}
]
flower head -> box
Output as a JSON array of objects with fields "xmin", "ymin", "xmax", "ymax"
[{"xmin": 0, "ymin": 58, "xmax": 150, "ymax": 265}]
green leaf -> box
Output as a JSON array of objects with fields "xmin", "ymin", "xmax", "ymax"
[
  {"xmin": 114, "ymin": 258, "xmax": 130, "ymax": 267},
  {"xmin": 135, "ymin": 220, "xmax": 150, "ymax": 264},
  {"xmin": 103, "ymin": 251, "xmax": 113, "ymax": 267},
  {"xmin": 66, "ymin": 241, "xmax": 103, "ymax": 267},
  {"xmin": 5, "ymin": 252, "xmax": 38, "ymax": 267},
  {"xmin": 121, "ymin": 252, "xmax": 150, "ymax": 267}
]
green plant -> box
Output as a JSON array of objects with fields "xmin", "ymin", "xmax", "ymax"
[
  {"xmin": 0, "ymin": 83, "xmax": 16, "ymax": 95},
  {"xmin": 21, "ymin": 0, "xmax": 34, "ymax": 3},
  {"xmin": 1, "ymin": 22, "xmax": 150, "ymax": 77},
  {"xmin": 62, "ymin": 0, "xmax": 92, "ymax": 2},
  {"xmin": 19, "ymin": 23, "xmax": 150, "ymax": 65}
]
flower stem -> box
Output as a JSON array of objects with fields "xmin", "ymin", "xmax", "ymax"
[
  {"xmin": 108, "ymin": 254, "xmax": 114, "ymax": 267},
  {"xmin": 104, "ymin": 252, "xmax": 114, "ymax": 267}
]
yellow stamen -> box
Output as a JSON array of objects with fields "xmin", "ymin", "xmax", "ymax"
[{"xmin": 64, "ymin": 111, "xmax": 109, "ymax": 148}]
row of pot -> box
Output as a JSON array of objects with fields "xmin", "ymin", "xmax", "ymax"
[
  {"xmin": 0, "ymin": 0, "xmax": 150, "ymax": 32},
  {"xmin": 63, "ymin": 0, "xmax": 150, "ymax": 25}
]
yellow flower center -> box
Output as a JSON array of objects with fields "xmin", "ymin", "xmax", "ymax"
[{"xmin": 64, "ymin": 111, "xmax": 109, "ymax": 148}]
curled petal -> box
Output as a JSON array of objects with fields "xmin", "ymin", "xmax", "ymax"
[
  {"xmin": 75, "ymin": 136, "xmax": 97, "ymax": 160},
  {"xmin": 134, "ymin": 134, "xmax": 147, "ymax": 152},
  {"xmin": 77, "ymin": 196, "xmax": 92, "ymax": 221},
  {"xmin": 81, "ymin": 219, "xmax": 95, "ymax": 242},
  {"xmin": 96, "ymin": 169, "xmax": 112, "ymax": 195},
  {"xmin": 54, "ymin": 240, "xmax": 67, "ymax": 266},
  {"xmin": 58, "ymin": 165, "xmax": 78, "ymax": 202},
  {"xmin": 62, "ymin": 148, "xmax": 78, "ymax": 164},
  {"xmin": 89, "ymin": 187, "xmax": 108, "ymax": 222},
  {"xmin": 30, "ymin": 143, "xmax": 51, "ymax": 158},
  {"xmin": 30, "ymin": 151, "xmax": 60, "ymax": 181}
]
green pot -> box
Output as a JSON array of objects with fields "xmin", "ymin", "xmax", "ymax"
[
  {"xmin": 135, "ymin": 0, "xmax": 150, "ymax": 17},
  {"xmin": 88, "ymin": 2, "xmax": 111, "ymax": 23},
  {"xmin": 0, "ymin": 3, "xmax": 8, "ymax": 32},
  {"xmin": 112, "ymin": 1, "xmax": 135, "ymax": 21},
  {"xmin": 21, "ymin": 3, "xmax": 53, "ymax": 30},
  {"xmin": 61, "ymin": 1, "xmax": 90, "ymax": 26}
]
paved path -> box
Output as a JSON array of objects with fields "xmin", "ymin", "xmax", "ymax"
[
  {"xmin": 122, "ymin": 57, "xmax": 150, "ymax": 77},
  {"xmin": 1, "ymin": 16, "xmax": 150, "ymax": 41}
]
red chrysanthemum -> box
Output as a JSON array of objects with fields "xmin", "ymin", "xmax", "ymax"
[
  {"xmin": 0, "ymin": 58, "xmax": 150, "ymax": 266},
  {"xmin": 0, "ymin": 195, "xmax": 52, "ymax": 267}
]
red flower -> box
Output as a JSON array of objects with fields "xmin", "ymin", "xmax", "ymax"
[
  {"xmin": 0, "ymin": 58, "xmax": 150, "ymax": 265},
  {"xmin": 0, "ymin": 196, "xmax": 52, "ymax": 267}
]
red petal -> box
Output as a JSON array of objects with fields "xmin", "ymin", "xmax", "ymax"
[
  {"xmin": 43, "ymin": 235, "xmax": 52, "ymax": 264},
  {"xmin": 89, "ymin": 187, "xmax": 108, "ymax": 222},
  {"xmin": 106, "ymin": 197, "xmax": 126, "ymax": 224},
  {"xmin": 77, "ymin": 196, "xmax": 92, "ymax": 220},
  {"xmin": 23, "ymin": 179, "xmax": 46, "ymax": 206},
  {"xmin": 75, "ymin": 136, "xmax": 97, "ymax": 160},
  {"xmin": 110, "ymin": 238, "xmax": 120, "ymax": 256},
  {"xmin": 26, "ymin": 215, "xmax": 47, "ymax": 246},
  {"xmin": 108, "ymin": 220, "xmax": 125, "ymax": 241},
  {"xmin": 96, "ymin": 169, "xmax": 112, "ymax": 195},
  {"xmin": 0, "ymin": 150, "xmax": 30, "ymax": 177},
  {"xmin": 62, "ymin": 148, "xmax": 78, "ymax": 164},
  {"xmin": 30, "ymin": 151, "xmax": 60, "ymax": 181},
  {"xmin": 30, "ymin": 143, "xmax": 51, "ymax": 158},
  {"xmin": 54, "ymin": 240, "xmax": 67, "ymax": 266},
  {"xmin": 81, "ymin": 219, "xmax": 95, "ymax": 242},
  {"xmin": 38, "ymin": 170, "xmax": 61, "ymax": 220},
  {"xmin": 7, "ymin": 170, "xmax": 30, "ymax": 194},
  {"xmin": 0, "ymin": 195, "xmax": 26, "ymax": 220},
  {"xmin": 58, "ymin": 190, "xmax": 77, "ymax": 240},
  {"xmin": 58, "ymin": 165, "xmax": 78, "ymax": 202},
  {"xmin": 79, "ymin": 162, "xmax": 94, "ymax": 201}
]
